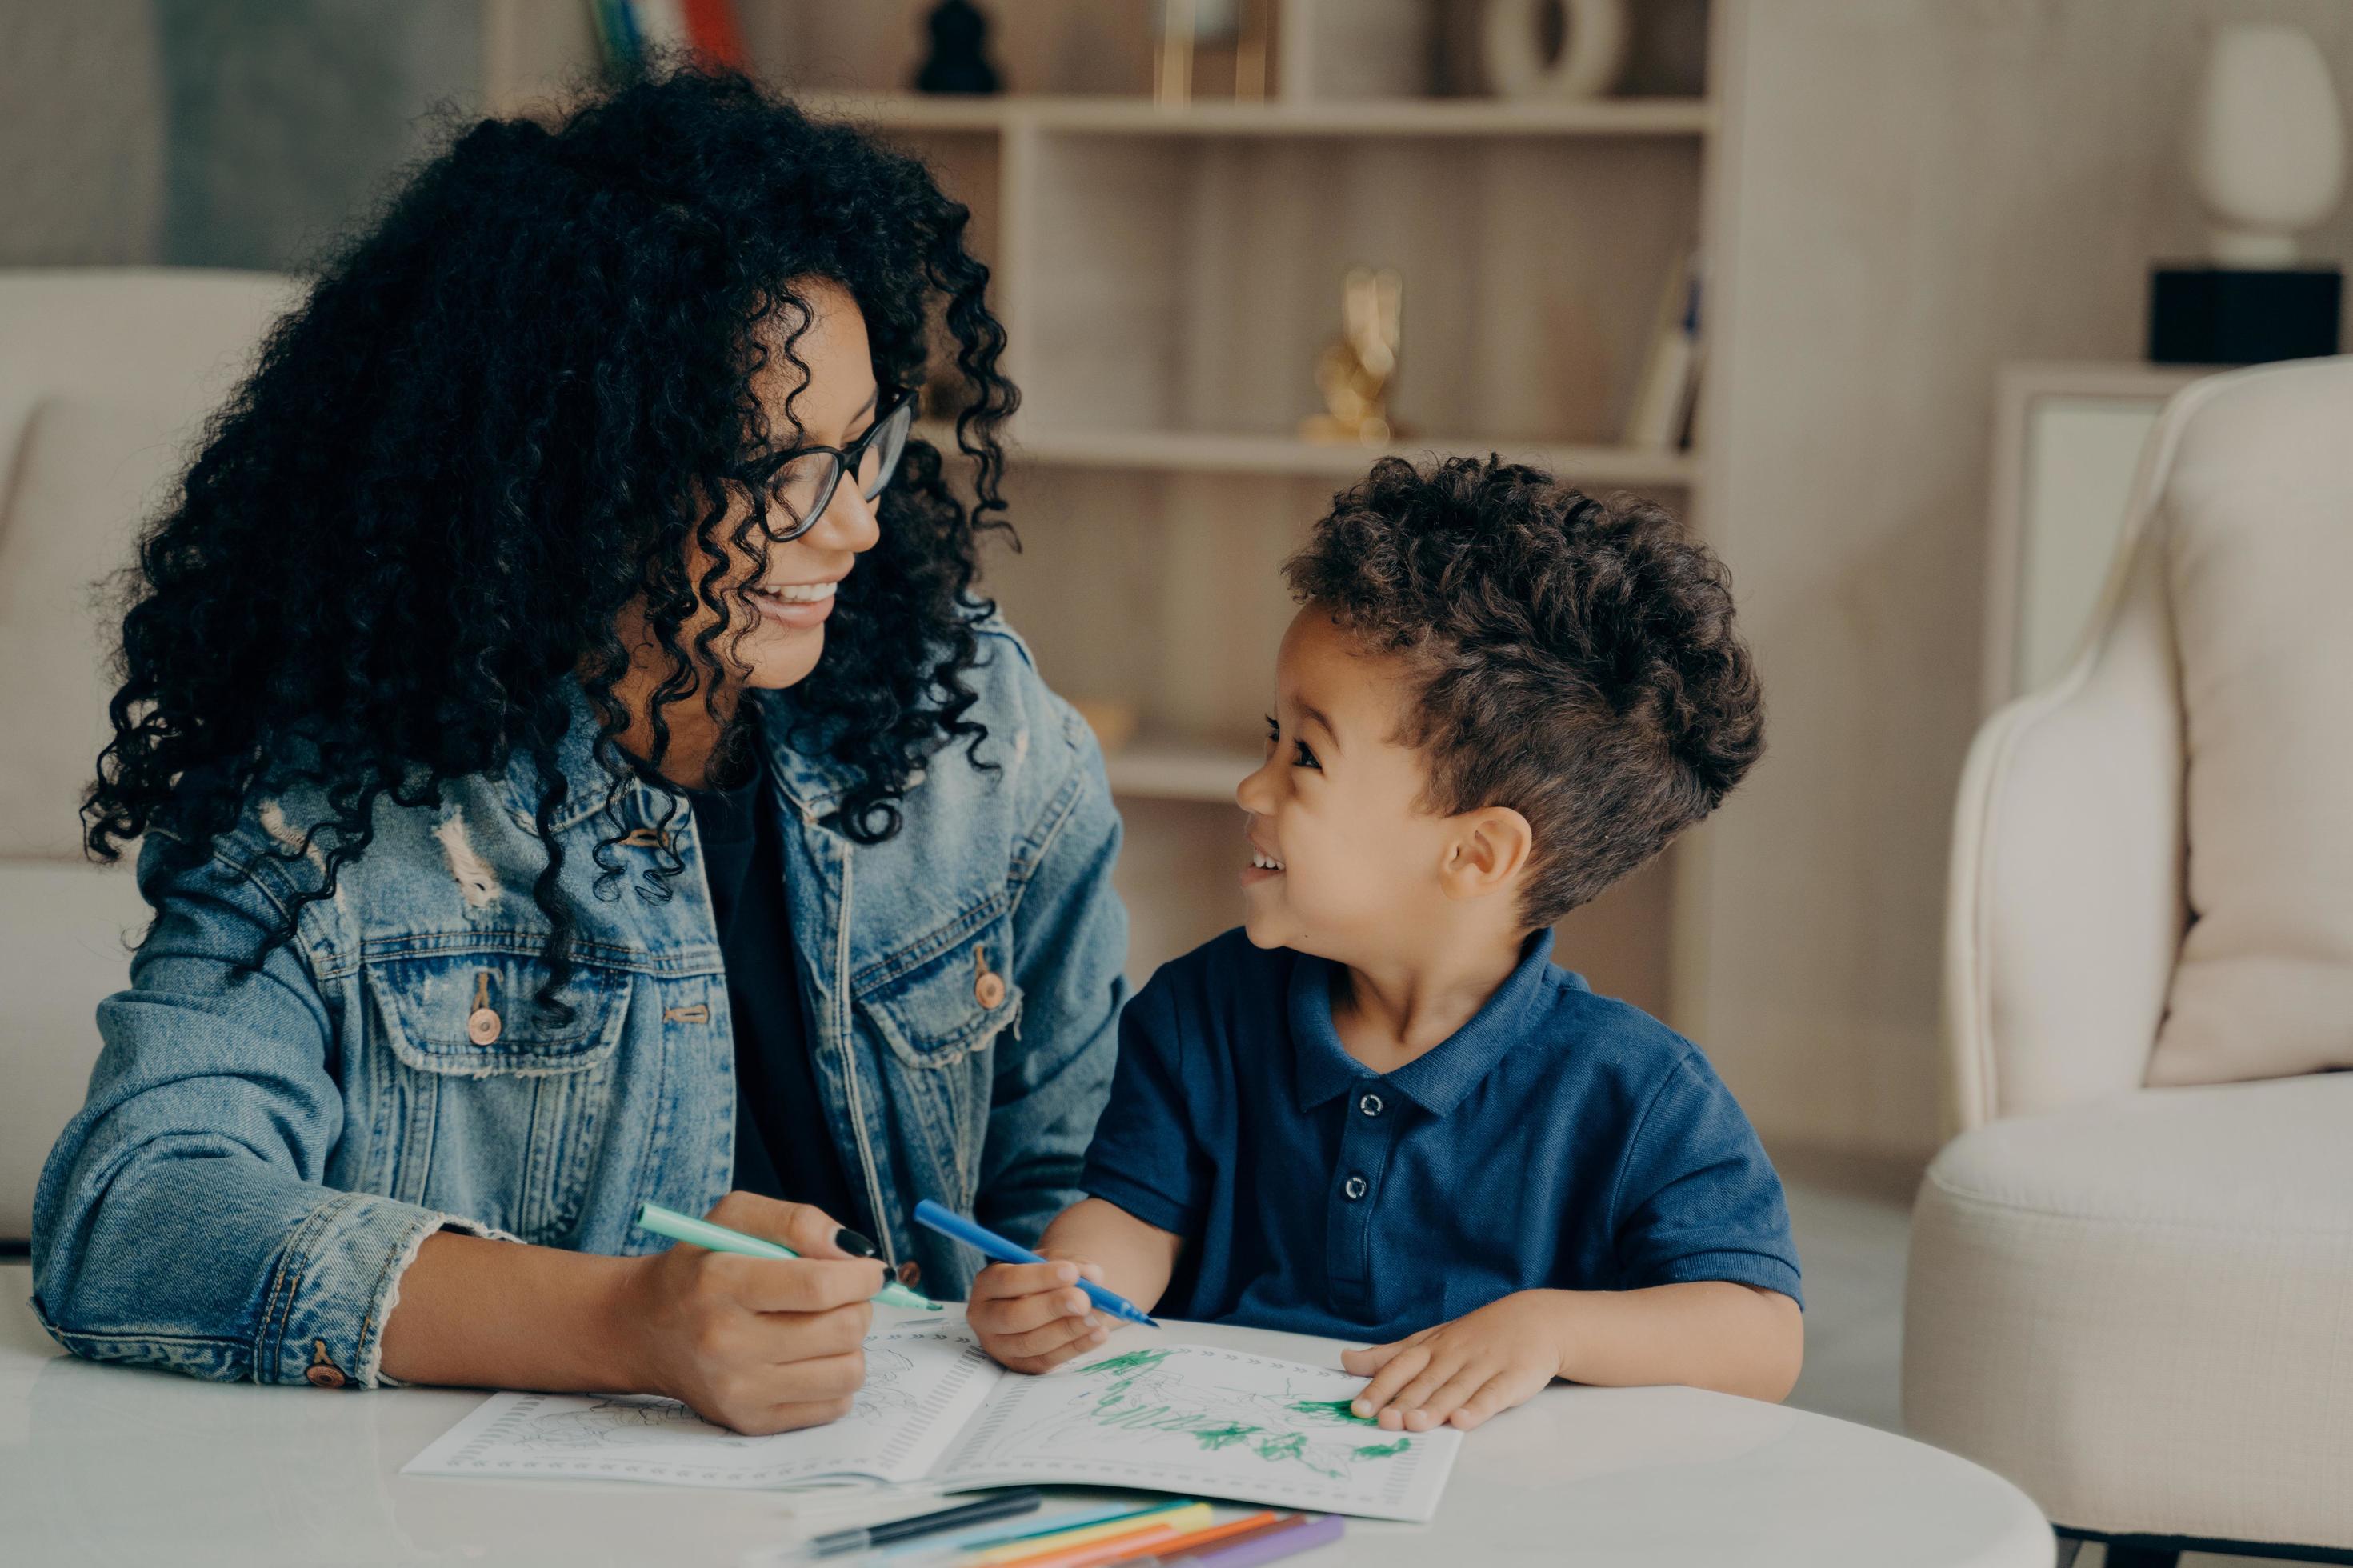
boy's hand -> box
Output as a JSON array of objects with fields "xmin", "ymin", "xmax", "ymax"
[
  {"xmin": 968, "ymin": 1256, "xmax": 1114, "ymax": 1374},
  {"xmin": 1342, "ymin": 1290, "xmax": 1571, "ymax": 1432},
  {"xmin": 614, "ymin": 1193, "xmax": 885, "ymax": 1435}
]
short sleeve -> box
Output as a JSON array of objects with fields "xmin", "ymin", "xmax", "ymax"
[
  {"xmin": 1609, "ymin": 1054, "xmax": 1803, "ymax": 1306},
  {"xmin": 1078, "ymin": 971, "xmax": 1208, "ymax": 1238}
]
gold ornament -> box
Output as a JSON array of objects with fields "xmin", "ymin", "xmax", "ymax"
[{"xmin": 1300, "ymin": 266, "xmax": 1404, "ymax": 445}]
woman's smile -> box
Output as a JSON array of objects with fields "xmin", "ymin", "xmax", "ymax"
[{"xmin": 749, "ymin": 575, "xmax": 842, "ymax": 630}]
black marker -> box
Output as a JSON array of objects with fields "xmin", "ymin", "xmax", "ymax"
[{"xmin": 800, "ymin": 1488, "xmax": 1044, "ymax": 1559}]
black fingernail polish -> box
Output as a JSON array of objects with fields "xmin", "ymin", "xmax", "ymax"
[{"xmin": 834, "ymin": 1226, "xmax": 879, "ymax": 1258}]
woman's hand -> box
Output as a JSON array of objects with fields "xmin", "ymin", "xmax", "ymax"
[
  {"xmin": 967, "ymin": 1256, "xmax": 1113, "ymax": 1374},
  {"xmin": 1341, "ymin": 1290, "xmax": 1573, "ymax": 1433},
  {"xmin": 614, "ymin": 1193, "xmax": 888, "ymax": 1434}
]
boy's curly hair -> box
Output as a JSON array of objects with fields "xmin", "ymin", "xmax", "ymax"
[{"xmin": 1284, "ymin": 455, "xmax": 1763, "ymax": 926}]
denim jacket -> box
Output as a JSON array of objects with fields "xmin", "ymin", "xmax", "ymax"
[{"xmin": 31, "ymin": 617, "xmax": 1129, "ymax": 1389}]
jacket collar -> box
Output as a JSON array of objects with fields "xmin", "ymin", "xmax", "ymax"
[
  {"xmin": 1287, "ymin": 929, "xmax": 1569, "ymax": 1117},
  {"xmin": 747, "ymin": 686, "xmax": 864, "ymax": 820},
  {"xmin": 498, "ymin": 679, "xmax": 862, "ymax": 835}
]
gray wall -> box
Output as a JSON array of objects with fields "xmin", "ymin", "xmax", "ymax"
[
  {"xmin": 0, "ymin": 0, "xmax": 165, "ymax": 266},
  {"xmin": 1, "ymin": 0, "xmax": 479, "ymax": 272}
]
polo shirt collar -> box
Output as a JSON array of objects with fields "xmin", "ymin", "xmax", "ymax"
[{"xmin": 1287, "ymin": 930, "xmax": 1576, "ymax": 1117}]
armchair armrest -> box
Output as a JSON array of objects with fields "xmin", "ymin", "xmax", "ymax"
[{"xmin": 1943, "ymin": 534, "xmax": 2186, "ymax": 1133}]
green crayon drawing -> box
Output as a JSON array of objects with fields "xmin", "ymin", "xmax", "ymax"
[
  {"xmin": 1042, "ymin": 1350, "xmax": 1416, "ymax": 1480},
  {"xmin": 1255, "ymin": 1431, "xmax": 1308, "ymax": 1462},
  {"xmin": 1287, "ymin": 1397, "xmax": 1378, "ymax": 1426},
  {"xmin": 1190, "ymin": 1421, "xmax": 1260, "ymax": 1450}
]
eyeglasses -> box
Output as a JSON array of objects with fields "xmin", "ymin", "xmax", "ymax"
[{"xmin": 756, "ymin": 387, "xmax": 915, "ymax": 541}]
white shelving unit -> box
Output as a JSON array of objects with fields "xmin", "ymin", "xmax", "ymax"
[
  {"xmin": 1010, "ymin": 426, "xmax": 1700, "ymax": 486},
  {"xmin": 483, "ymin": 0, "xmax": 1718, "ymax": 1014},
  {"xmin": 794, "ymin": 89, "xmax": 1716, "ymax": 138}
]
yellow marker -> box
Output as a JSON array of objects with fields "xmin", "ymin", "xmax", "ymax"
[{"xmin": 970, "ymin": 1502, "xmax": 1211, "ymax": 1565}]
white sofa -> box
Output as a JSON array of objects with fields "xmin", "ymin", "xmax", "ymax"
[
  {"xmin": 1903, "ymin": 358, "xmax": 2353, "ymax": 1566},
  {"xmin": 0, "ymin": 268, "xmax": 296, "ymax": 1246}
]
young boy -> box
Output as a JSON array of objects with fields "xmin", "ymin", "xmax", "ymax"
[{"xmin": 970, "ymin": 456, "xmax": 1801, "ymax": 1432}]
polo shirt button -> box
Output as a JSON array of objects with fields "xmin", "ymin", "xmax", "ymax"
[
  {"xmin": 1343, "ymin": 1174, "xmax": 1368, "ymax": 1201},
  {"xmin": 1358, "ymin": 1092, "xmax": 1383, "ymax": 1118}
]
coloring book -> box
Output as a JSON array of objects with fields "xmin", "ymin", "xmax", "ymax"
[{"xmin": 404, "ymin": 1320, "xmax": 1459, "ymax": 1522}]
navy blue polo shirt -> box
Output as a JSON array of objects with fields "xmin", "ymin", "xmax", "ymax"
[{"xmin": 1080, "ymin": 928, "xmax": 1801, "ymax": 1344}]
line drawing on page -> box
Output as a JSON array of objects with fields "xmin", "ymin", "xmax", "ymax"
[
  {"xmin": 510, "ymin": 1395, "xmax": 762, "ymax": 1452},
  {"xmin": 502, "ymin": 1346, "xmax": 922, "ymax": 1454},
  {"xmin": 852, "ymin": 1344, "xmax": 918, "ymax": 1419}
]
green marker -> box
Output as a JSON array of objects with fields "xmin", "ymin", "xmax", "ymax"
[{"xmin": 634, "ymin": 1202, "xmax": 938, "ymax": 1311}]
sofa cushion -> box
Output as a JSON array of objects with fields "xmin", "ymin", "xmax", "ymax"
[
  {"xmin": 0, "ymin": 858, "xmax": 150, "ymax": 1243},
  {"xmin": 0, "ymin": 395, "xmax": 204, "ymax": 858},
  {"xmin": 1903, "ymin": 1074, "xmax": 2353, "ymax": 1547},
  {"xmin": 2147, "ymin": 358, "xmax": 2353, "ymax": 1085}
]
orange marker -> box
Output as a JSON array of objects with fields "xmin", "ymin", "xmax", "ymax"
[
  {"xmin": 1088, "ymin": 1512, "xmax": 1284, "ymax": 1566},
  {"xmin": 986, "ymin": 1522, "xmax": 1197, "ymax": 1568},
  {"xmin": 972, "ymin": 1504, "xmax": 1211, "ymax": 1566}
]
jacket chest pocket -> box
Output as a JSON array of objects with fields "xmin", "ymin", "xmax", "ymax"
[
  {"xmin": 855, "ymin": 918, "xmax": 1023, "ymax": 1071},
  {"xmin": 854, "ymin": 918, "xmax": 1019, "ymax": 1202},
  {"xmin": 360, "ymin": 950, "xmax": 630, "ymax": 1246}
]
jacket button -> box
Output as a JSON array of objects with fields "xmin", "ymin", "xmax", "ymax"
[
  {"xmin": 969, "ymin": 946, "xmax": 1006, "ymax": 1007},
  {"xmin": 467, "ymin": 1007, "xmax": 502, "ymax": 1046},
  {"xmin": 896, "ymin": 1259, "xmax": 922, "ymax": 1287},
  {"xmin": 971, "ymin": 946, "xmax": 1006, "ymax": 1010},
  {"xmin": 305, "ymin": 1340, "xmax": 349, "ymax": 1388}
]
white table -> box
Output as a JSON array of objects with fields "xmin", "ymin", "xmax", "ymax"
[{"xmin": 0, "ymin": 1263, "xmax": 2049, "ymax": 1566}]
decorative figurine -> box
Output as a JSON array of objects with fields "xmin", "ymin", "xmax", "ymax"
[
  {"xmin": 915, "ymin": 0, "xmax": 1001, "ymax": 97},
  {"xmin": 1482, "ymin": 0, "xmax": 1629, "ymax": 101},
  {"xmin": 1156, "ymin": 0, "xmax": 1201, "ymax": 106},
  {"xmin": 1301, "ymin": 266, "xmax": 1405, "ymax": 446},
  {"xmin": 1155, "ymin": 0, "xmax": 1269, "ymax": 106}
]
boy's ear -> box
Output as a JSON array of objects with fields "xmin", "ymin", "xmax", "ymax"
[{"xmin": 1439, "ymin": 806, "xmax": 1534, "ymax": 902}]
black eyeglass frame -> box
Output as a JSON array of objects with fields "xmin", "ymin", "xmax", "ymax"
[{"xmin": 752, "ymin": 386, "xmax": 918, "ymax": 542}]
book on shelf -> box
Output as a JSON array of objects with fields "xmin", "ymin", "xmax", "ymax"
[
  {"xmin": 1623, "ymin": 244, "xmax": 1704, "ymax": 452},
  {"xmin": 591, "ymin": 0, "xmax": 746, "ymax": 74},
  {"xmin": 680, "ymin": 0, "xmax": 747, "ymax": 69}
]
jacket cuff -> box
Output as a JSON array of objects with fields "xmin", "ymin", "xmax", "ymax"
[{"xmin": 254, "ymin": 1190, "xmax": 514, "ymax": 1389}]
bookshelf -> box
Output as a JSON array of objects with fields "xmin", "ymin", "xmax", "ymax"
[
  {"xmin": 790, "ymin": 90, "xmax": 1717, "ymax": 138},
  {"xmin": 1007, "ymin": 428, "xmax": 1700, "ymax": 486},
  {"xmin": 483, "ymin": 0, "xmax": 1721, "ymax": 1018}
]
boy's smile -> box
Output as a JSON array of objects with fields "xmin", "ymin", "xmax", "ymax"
[{"xmin": 1241, "ymin": 833, "xmax": 1285, "ymax": 882}]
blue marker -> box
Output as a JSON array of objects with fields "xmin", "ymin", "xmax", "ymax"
[{"xmin": 912, "ymin": 1199, "xmax": 1160, "ymax": 1328}]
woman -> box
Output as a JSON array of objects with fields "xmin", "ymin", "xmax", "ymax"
[{"xmin": 32, "ymin": 69, "xmax": 1129, "ymax": 1435}]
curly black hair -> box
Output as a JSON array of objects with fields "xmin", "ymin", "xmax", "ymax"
[
  {"xmin": 1284, "ymin": 456, "xmax": 1763, "ymax": 925},
  {"xmin": 83, "ymin": 66, "xmax": 1018, "ymax": 1009}
]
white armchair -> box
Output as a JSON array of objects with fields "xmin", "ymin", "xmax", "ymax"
[
  {"xmin": 1903, "ymin": 358, "xmax": 2353, "ymax": 1566},
  {"xmin": 0, "ymin": 268, "xmax": 294, "ymax": 1246}
]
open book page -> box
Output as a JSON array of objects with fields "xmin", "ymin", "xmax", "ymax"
[
  {"xmin": 401, "ymin": 1323, "xmax": 998, "ymax": 1490},
  {"xmin": 939, "ymin": 1344, "xmax": 1460, "ymax": 1523}
]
